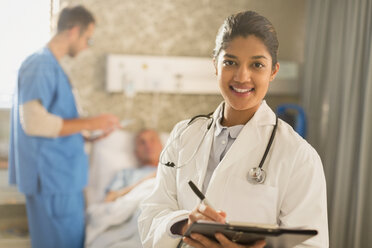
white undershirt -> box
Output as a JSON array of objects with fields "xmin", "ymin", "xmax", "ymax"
[
  {"xmin": 202, "ymin": 113, "xmax": 244, "ymax": 193},
  {"xmin": 19, "ymin": 100, "xmax": 63, "ymax": 138}
]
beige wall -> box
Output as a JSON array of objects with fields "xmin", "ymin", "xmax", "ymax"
[
  {"xmin": 0, "ymin": 110, "xmax": 10, "ymax": 159},
  {"xmin": 61, "ymin": 0, "xmax": 307, "ymax": 132},
  {"xmin": 0, "ymin": 0, "xmax": 307, "ymax": 159}
]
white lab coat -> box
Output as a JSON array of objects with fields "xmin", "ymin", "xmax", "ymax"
[{"xmin": 138, "ymin": 101, "xmax": 328, "ymax": 248}]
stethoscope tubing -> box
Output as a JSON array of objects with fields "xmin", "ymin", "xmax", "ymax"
[
  {"xmin": 258, "ymin": 116, "xmax": 278, "ymax": 170},
  {"xmin": 159, "ymin": 115, "xmax": 214, "ymax": 169},
  {"xmin": 160, "ymin": 105, "xmax": 278, "ymax": 184}
]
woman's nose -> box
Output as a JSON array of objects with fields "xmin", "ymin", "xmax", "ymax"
[{"xmin": 233, "ymin": 66, "xmax": 251, "ymax": 83}]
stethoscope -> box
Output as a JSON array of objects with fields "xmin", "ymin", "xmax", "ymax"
[{"xmin": 160, "ymin": 106, "xmax": 278, "ymax": 184}]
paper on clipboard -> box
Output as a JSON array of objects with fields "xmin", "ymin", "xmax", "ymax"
[{"xmin": 183, "ymin": 220, "xmax": 317, "ymax": 248}]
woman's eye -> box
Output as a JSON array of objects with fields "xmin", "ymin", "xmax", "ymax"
[
  {"xmin": 223, "ymin": 60, "xmax": 236, "ymax": 66},
  {"xmin": 253, "ymin": 62, "xmax": 264, "ymax": 68}
]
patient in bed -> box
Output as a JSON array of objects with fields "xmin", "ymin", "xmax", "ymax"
[
  {"xmin": 104, "ymin": 129, "xmax": 162, "ymax": 202},
  {"xmin": 85, "ymin": 129, "xmax": 163, "ymax": 248}
]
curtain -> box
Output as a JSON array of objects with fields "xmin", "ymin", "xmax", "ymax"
[{"xmin": 302, "ymin": 0, "xmax": 372, "ymax": 247}]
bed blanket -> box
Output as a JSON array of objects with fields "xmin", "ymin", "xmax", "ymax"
[{"xmin": 85, "ymin": 178, "xmax": 155, "ymax": 247}]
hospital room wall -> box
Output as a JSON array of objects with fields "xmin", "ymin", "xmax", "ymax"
[
  {"xmin": 59, "ymin": 0, "xmax": 307, "ymax": 132},
  {"xmin": 0, "ymin": 110, "xmax": 9, "ymax": 163}
]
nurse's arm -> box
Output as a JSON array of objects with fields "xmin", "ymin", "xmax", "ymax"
[
  {"xmin": 20, "ymin": 99, "xmax": 120, "ymax": 138},
  {"xmin": 59, "ymin": 113, "xmax": 120, "ymax": 137},
  {"xmin": 20, "ymin": 100, "xmax": 63, "ymax": 137}
]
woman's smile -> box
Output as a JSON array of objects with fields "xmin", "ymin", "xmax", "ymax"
[{"xmin": 229, "ymin": 85, "xmax": 255, "ymax": 95}]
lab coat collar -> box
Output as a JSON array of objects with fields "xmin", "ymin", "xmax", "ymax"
[
  {"xmin": 214, "ymin": 112, "xmax": 244, "ymax": 139},
  {"xmin": 197, "ymin": 100, "xmax": 276, "ymax": 189},
  {"xmin": 251, "ymin": 100, "xmax": 277, "ymax": 126},
  {"xmin": 212, "ymin": 100, "xmax": 276, "ymax": 128},
  {"xmin": 214, "ymin": 104, "xmax": 244, "ymax": 138},
  {"xmin": 214, "ymin": 105, "xmax": 224, "ymax": 136}
]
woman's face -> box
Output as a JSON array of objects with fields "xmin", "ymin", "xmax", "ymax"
[{"xmin": 215, "ymin": 35, "xmax": 279, "ymax": 119}]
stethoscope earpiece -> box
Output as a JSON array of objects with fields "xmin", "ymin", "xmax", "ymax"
[{"xmin": 247, "ymin": 167, "xmax": 266, "ymax": 184}]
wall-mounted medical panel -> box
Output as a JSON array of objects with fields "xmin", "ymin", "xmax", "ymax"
[
  {"xmin": 106, "ymin": 54, "xmax": 299, "ymax": 95},
  {"xmin": 268, "ymin": 62, "xmax": 299, "ymax": 95},
  {"xmin": 106, "ymin": 54, "xmax": 217, "ymax": 95}
]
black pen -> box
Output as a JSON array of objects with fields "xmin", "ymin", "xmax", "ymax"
[
  {"xmin": 188, "ymin": 180, "xmax": 229, "ymax": 224},
  {"xmin": 188, "ymin": 180, "xmax": 216, "ymax": 209}
]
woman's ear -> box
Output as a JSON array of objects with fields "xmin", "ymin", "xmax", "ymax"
[{"xmin": 270, "ymin": 62, "xmax": 280, "ymax": 82}]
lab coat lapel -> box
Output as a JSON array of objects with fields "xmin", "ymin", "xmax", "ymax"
[
  {"xmin": 195, "ymin": 103, "xmax": 224, "ymax": 188},
  {"xmin": 222, "ymin": 101, "xmax": 276, "ymax": 167},
  {"xmin": 205, "ymin": 124, "xmax": 261, "ymax": 209},
  {"xmin": 206, "ymin": 101, "xmax": 276, "ymax": 201},
  {"xmin": 222, "ymin": 118, "xmax": 261, "ymax": 166}
]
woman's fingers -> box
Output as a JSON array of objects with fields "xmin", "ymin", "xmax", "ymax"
[
  {"xmin": 217, "ymin": 210, "xmax": 227, "ymax": 219},
  {"xmin": 184, "ymin": 207, "xmax": 215, "ymax": 235},
  {"xmin": 188, "ymin": 210, "xmax": 214, "ymax": 223},
  {"xmin": 215, "ymin": 233, "xmax": 266, "ymax": 248},
  {"xmin": 197, "ymin": 204, "xmax": 226, "ymax": 223},
  {"xmin": 215, "ymin": 233, "xmax": 242, "ymax": 247},
  {"xmin": 184, "ymin": 204, "xmax": 228, "ymax": 240},
  {"xmin": 251, "ymin": 239, "xmax": 266, "ymax": 248},
  {"xmin": 183, "ymin": 233, "xmax": 222, "ymax": 248},
  {"xmin": 183, "ymin": 236, "xmax": 205, "ymax": 248}
]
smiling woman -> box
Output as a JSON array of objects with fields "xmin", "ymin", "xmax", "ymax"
[
  {"xmin": 0, "ymin": 0, "xmax": 57, "ymax": 108},
  {"xmin": 215, "ymin": 36, "xmax": 279, "ymax": 127},
  {"xmin": 138, "ymin": 10, "xmax": 328, "ymax": 248}
]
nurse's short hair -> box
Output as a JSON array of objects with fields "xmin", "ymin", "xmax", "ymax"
[
  {"xmin": 57, "ymin": 5, "xmax": 95, "ymax": 34},
  {"xmin": 213, "ymin": 11, "xmax": 279, "ymax": 70}
]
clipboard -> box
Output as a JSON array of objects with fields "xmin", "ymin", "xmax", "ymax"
[{"xmin": 184, "ymin": 221, "xmax": 318, "ymax": 248}]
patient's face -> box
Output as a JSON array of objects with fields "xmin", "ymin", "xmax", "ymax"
[{"xmin": 135, "ymin": 130, "xmax": 163, "ymax": 166}]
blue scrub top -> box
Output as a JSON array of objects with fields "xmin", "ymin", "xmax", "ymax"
[{"xmin": 8, "ymin": 47, "xmax": 88, "ymax": 195}]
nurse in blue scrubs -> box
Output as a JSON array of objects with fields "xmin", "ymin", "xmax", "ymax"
[{"xmin": 8, "ymin": 6, "xmax": 119, "ymax": 248}]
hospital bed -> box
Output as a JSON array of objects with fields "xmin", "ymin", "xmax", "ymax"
[{"xmin": 85, "ymin": 129, "xmax": 168, "ymax": 248}]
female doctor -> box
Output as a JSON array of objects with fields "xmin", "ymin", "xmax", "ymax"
[{"xmin": 138, "ymin": 11, "xmax": 328, "ymax": 248}]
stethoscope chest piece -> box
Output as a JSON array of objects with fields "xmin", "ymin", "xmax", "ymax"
[{"xmin": 247, "ymin": 167, "xmax": 266, "ymax": 184}]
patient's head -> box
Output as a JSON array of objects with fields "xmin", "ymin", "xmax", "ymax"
[{"xmin": 135, "ymin": 129, "xmax": 163, "ymax": 167}]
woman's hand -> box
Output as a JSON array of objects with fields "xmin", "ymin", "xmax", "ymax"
[
  {"xmin": 181, "ymin": 204, "xmax": 265, "ymax": 248},
  {"xmin": 183, "ymin": 233, "xmax": 266, "ymax": 248},
  {"xmin": 180, "ymin": 204, "xmax": 227, "ymax": 235}
]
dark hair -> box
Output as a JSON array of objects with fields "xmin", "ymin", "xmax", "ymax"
[
  {"xmin": 57, "ymin": 5, "xmax": 95, "ymax": 33},
  {"xmin": 213, "ymin": 11, "xmax": 279, "ymax": 69}
]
